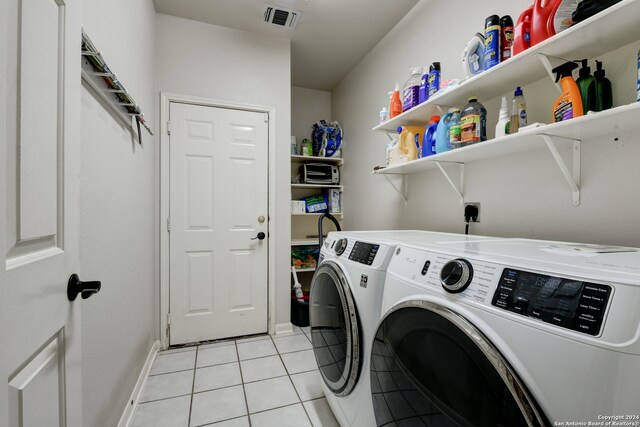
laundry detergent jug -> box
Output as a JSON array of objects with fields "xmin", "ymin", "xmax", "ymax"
[
  {"xmin": 397, "ymin": 126, "xmax": 422, "ymax": 161},
  {"xmin": 531, "ymin": 0, "xmax": 579, "ymax": 46},
  {"xmin": 513, "ymin": 6, "xmax": 533, "ymax": 56}
]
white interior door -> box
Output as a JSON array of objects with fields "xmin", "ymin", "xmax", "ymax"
[
  {"xmin": 169, "ymin": 102, "xmax": 269, "ymax": 345},
  {"xmin": 0, "ymin": 0, "xmax": 82, "ymax": 426}
]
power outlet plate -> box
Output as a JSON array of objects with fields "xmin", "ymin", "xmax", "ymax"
[{"xmin": 464, "ymin": 202, "xmax": 481, "ymax": 223}]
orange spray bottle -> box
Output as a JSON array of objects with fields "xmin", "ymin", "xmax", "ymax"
[
  {"xmin": 552, "ymin": 61, "xmax": 583, "ymax": 122},
  {"xmin": 389, "ymin": 82, "xmax": 403, "ymax": 118}
]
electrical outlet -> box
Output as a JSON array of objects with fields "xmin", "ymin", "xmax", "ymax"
[{"xmin": 464, "ymin": 202, "xmax": 481, "ymax": 223}]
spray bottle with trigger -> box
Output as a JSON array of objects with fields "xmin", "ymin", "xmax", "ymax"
[{"xmin": 552, "ymin": 61, "xmax": 583, "ymax": 122}]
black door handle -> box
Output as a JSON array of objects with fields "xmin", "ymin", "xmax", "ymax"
[
  {"xmin": 67, "ymin": 274, "xmax": 102, "ymax": 301},
  {"xmin": 250, "ymin": 232, "xmax": 266, "ymax": 241}
]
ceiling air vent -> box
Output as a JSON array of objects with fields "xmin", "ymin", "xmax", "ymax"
[{"xmin": 263, "ymin": 4, "xmax": 301, "ymax": 29}]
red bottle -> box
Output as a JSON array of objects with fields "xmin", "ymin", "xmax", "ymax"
[
  {"xmin": 513, "ymin": 5, "xmax": 533, "ymax": 56},
  {"xmin": 532, "ymin": 0, "xmax": 577, "ymax": 46}
]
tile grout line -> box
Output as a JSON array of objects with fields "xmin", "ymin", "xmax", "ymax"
[
  {"xmin": 235, "ymin": 339, "xmax": 253, "ymax": 427},
  {"xmin": 273, "ymin": 336, "xmax": 314, "ymax": 426},
  {"xmin": 187, "ymin": 346, "xmax": 199, "ymax": 427}
]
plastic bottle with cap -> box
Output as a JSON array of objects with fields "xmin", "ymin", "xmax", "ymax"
[{"xmin": 510, "ymin": 87, "xmax": 527, "ymax": 134}]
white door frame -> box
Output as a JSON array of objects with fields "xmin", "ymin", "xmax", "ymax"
[{"xmin": 159, "ymin": 92, "xmax": 277, "ymax": 349}]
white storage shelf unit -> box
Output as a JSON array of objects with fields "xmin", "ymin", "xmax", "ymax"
[{"xmin": 372, "ymin": 0, "xmax": 640, "ymax": 206}]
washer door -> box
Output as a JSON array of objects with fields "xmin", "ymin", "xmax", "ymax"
[
  {"xmin": 370, "ymin": 301, "xmax": 548, "ymax": 427},
  {"xmin": 310, "ymin": 261, "xmax": 361, "ymax": 397}
]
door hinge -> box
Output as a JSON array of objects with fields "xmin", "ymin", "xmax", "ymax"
[
  {"xmin": 167, "ymin": 217, "xmax": 171, "ymax": 232},
  {"xmin": 167, "ymin": 313, "xmax": 171, "ymax": 326},
  {"xmin": 167, "ymin": 121, "xmax": 171, "ymax": 135}
]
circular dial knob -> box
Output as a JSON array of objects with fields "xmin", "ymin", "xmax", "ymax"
[
  {"xmin": 335, "ymin": 239, "xmax": 348, "ymax": 256},
  {"xmin": 440, "ymin": 259, "xmax": 474, "ymax": 293}
]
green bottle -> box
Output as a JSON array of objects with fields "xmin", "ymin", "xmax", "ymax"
[
  {"xmin": 576, "ymin": 59, "xmax": 596, "ymax": 113},
  {"xmin": 594, "ymin": 60, "xmax": 613, "ymax": 112}
]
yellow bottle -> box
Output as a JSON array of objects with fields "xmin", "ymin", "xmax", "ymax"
[
  {"xmin": 397, "ymin": 126, "xmax": 423, "ymax": 161},
  {"xmin": 552, "ymin": 61, "xmax": 583, "ymax": 122}
]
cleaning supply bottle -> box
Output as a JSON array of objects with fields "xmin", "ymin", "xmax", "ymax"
[
  {"xmin": 418, "ymin": 67, "xmax": 429, "ymax": 104},
  {"xmin": 510, "ymin": 87, "xmax": 527, "ymax": 134},
  {"xmin": 449, "ymin": 109, "xmax": 462, "ymax": 149},
  {"xmin": 531, "ymin": 0, "xmax": 579, "ymax": 46},
  {"xmin": 460, "ymin": 98, "xmax": 487, "ymax": 146},
  {"xmin": 500, "ymin": 15, "xmax": 514, "ymax": 62},
  {"xmin": 427, "ymin": 62, "xmax": 441, "ymax": 99},
  {"xmin": 435, "ymin": 110, "xmax": 455, "ymax": 154},
  {"xmin": 495, "ymin": 97, "xmax": 510, "ymax": 138},
  {"xmin": 402, "ymin": 68, "xmax": 422, "ymax": 112},
  {"xmin": 576, "ymin": 59, "xmax": 596, "ymax": 113},
  {"xmin": 593, "ymin": 60, "xmax": 613, "ymax": 112},
  {"xmin": 513, "ymin": 6, "xmax": 533, "ymax": 56},
  {"xmin": 422, "ymin": 116, "xmax": 440, "ymax": 158},
  {"xmin": 484, "ymin": 15, "xmax": 501, "ymax": 70},
  {"xmin": 552, "ymin": 61, "xmax": 583, "ymax": 122},
  {"xmin": 389, "ymin": 83, "xmax": 402, "ymax": 118},
  {"xmin": 379, "ymin": 107, "xmax": 388, "ymax": 124},
  {"xmin": 397, "ymin": 126, "xmax": 422, "ymax": 161}
]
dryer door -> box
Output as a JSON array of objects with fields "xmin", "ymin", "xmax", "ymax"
[
  {"xmin": 310, "ymin": 261, "xmax": 361, "ymax": 397},
  {"xmin": 370, "ymin": 301, "xmax": 548, "ymax": 427}
]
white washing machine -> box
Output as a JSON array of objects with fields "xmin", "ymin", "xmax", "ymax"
[
  {"xmin": 370, "ymin": 237, "xmax": 640, "ymax": 426},
  {"xmin": 310, "ymin": 231, "xmax": 495, "ymax": 427}
]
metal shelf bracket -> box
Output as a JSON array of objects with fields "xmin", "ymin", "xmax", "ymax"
[
  {"xmin": 383, "ymin": 130, "xmax": 397, "ymax": 142},
  {"xmin": 383, "ymin": 174, "xmax": 408, "ymax": 207},
  {"xmin": 540, "ymin": 134, "xmax": 581, "ymax": 206},
  {"xmin": 435, "ymin": 161, "xmax": 464, "ymax": 205}
]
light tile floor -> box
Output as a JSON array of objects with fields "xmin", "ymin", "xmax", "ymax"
[{"xmin": 131, "ymin": 326, "xmax": 340, "ymax": 427}]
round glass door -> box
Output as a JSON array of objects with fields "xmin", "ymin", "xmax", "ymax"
[
  {"xmin": 370, "ymin": 301, "xmax": 547, "ymax": 427},
  {"xmin": 310, "ymin": 261, "xmax": 361, "ymax": 397}
]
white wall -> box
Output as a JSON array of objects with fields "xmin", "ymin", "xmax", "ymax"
[
  {"xmin": 333, "ymin": 0, "xmax": 640, "ymax": 246},
  {"xmin": 155, "ymin": 14, "xmax": 292, "ymax": 328},
  {"xmin": 80, "ymin": 1, "xmax": 158, "ymax": 425},
  {"xmin": 292, "ymin": 86, "xmax": 332, "ymax": 141}
]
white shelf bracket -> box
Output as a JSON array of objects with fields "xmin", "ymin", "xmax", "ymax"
[
  {"xmin": 534, "ymin": 53, "xmax": 563, "ymax": 94},
  {"xmin": 383, "ymin": 130, "xmax": 397, "ymax": 142},
  {"xmin": 383, "ymin": 174, "xmax": 408, "ymax": 207},
  {"xmin": 540, "ymin": 134, "xmax": 581, "ymax": 206},
  {"xmin": 435, "ymin": 161, "xmax": 464, "ymax": 205}
]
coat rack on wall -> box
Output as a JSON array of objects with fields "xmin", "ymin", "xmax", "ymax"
[{"xmin": 81, "ymin": 29, "xmax": 153, "ymax": 144}]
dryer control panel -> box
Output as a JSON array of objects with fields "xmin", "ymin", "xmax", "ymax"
[
  {"xmin": 492, "ymin": 268, "xmax": 612, "ymax": 336},
  {"xmin": 349, "ymin": 241, "xmax": 380, "ymax": 265}
]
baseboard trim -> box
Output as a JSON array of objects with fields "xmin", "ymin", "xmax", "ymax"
[
  {"xmin": 117, "ymin": 340, "xmax": 161, "ymax": 427},
  {"xmin": 274, "ymin": 322, "xmax": 294, "ymax": 336}
]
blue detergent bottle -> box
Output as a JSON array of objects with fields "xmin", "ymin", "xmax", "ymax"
[
  {"xmin": 422, "ymin": 115, "xmax": 441, "ymax": 158},
  {"xmin": 435, "ymin": 110, "xmax": 455, "ymax": 154}
]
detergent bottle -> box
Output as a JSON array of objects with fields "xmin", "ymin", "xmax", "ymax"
[
  {"xmin": 397, "ymin": 126, "xmax": 422, "ymax": 161},
  {"xmin": 531, "ymin": 0, "xmax": 579, "ymax": 46},
  {"xmin": 448, "ymin": 109, "xmax": 462, "ymax": 149},
  {"xmin": 435, "ymin": 110, "xmax": 455, "ymax": 154},
  {"xmin": 513, "ymin": 6, "xmax": 533, "ymax": 56},
  {"xmin": 390, "ymin": 83, "xmax": 403, "ymax": 118},
  {"xmin": 552, "ymin": 61, "xmax": 583, "ymax": 122},
  {"xmin": 422, "ymin": 116, "xmax": 440, "ymax": 158}
]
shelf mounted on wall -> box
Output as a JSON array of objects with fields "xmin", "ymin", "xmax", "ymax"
[{"xmin": 81, "ymin": 29, "xmax": 153, "ymax": 144}]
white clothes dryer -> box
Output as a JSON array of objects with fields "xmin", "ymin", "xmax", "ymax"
[
  {"xmin": 310, "ymin": 231, "xmax": 495, "ymax": 427},
  {"xmin": 371, "ymin": 238, "xmax": 640, "ymax": 426}
]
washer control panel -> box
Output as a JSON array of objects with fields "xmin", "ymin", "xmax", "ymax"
[
  {"xmin": 492, "ymin": 268, "xmax": 612, "ymax": 336},
  {"xmin": 349, "ymin": 241, "xmax": 380, "ymax": 265}
]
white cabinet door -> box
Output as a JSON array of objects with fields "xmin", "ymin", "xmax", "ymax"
[
  {"xmin": 169, "ymin": 103, "xmax": 269, "ymax": 345},
  {"xmin": 1, "ymin": 0, "xmax": 83, "ymax": 426}
]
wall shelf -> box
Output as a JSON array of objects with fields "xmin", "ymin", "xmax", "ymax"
[
  {"xmin": 291, "ymin": 155, "xmax": 344, "ymax": 165},
  {"xmin": 374, "ymin": 103, "xmax": 640, "ymax": 205},
  {"xmin": 291, "ymin": 212, "xmax": 343, "ymax": 217},
  {"xmin": 372, "ymin": 0, "xmax": 640, "ymax": 132},
  {"xmin": 81, "ymin": 30, "xmax": 153, "ymax": 143},
  {"xmin": 291, "ymin": 184, "xmax": 344, "ymax": 190},
  {"xmin": 292, "ymin": 239, "xmax": 321, "ymax": 246}
]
